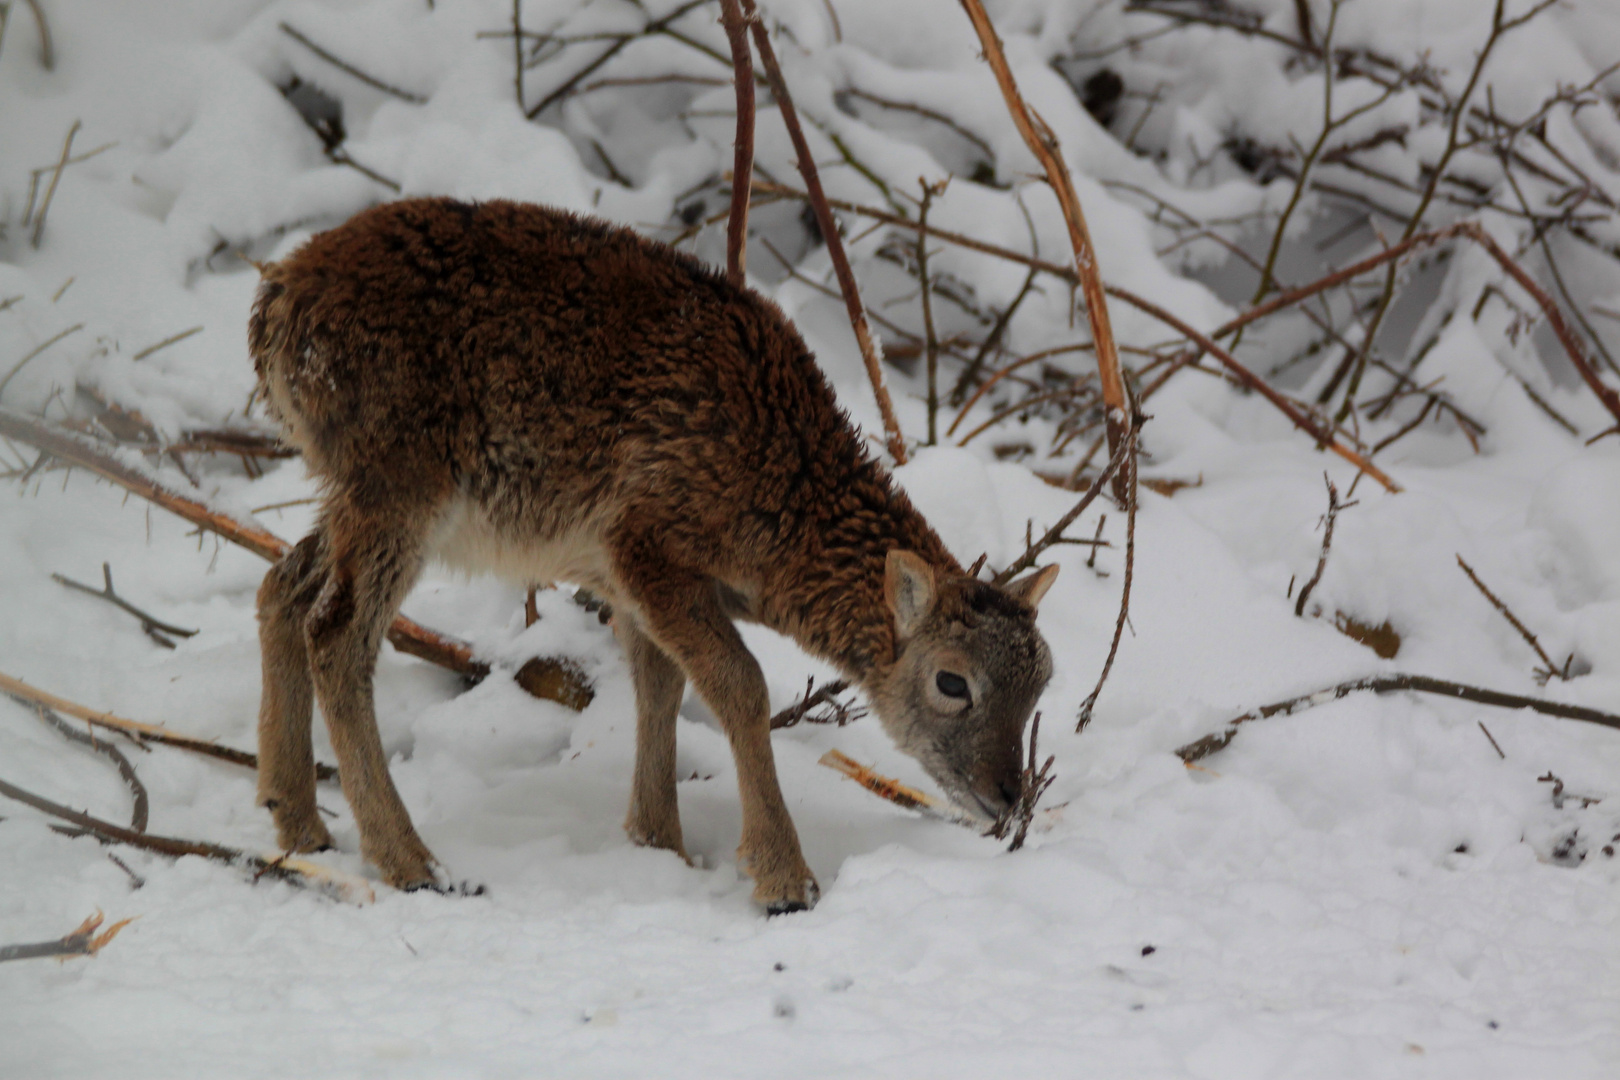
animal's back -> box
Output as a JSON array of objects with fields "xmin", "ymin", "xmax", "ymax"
[{"xmin": 250, "ymin": 199, "xmax": 860, "ymax": 514}]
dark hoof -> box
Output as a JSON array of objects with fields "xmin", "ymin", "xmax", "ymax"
[
  {"xmin": 406, "ymin": 878, "xmax": 487, "ymax": 898},
  {"xmin": 765, "ymin": 899, "xmax": 809, "ymax": 917}
]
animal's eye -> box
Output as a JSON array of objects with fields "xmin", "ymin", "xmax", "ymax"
[{"xmin": 935, "ymin": 671, "xmax": 971, "ymax": 702}]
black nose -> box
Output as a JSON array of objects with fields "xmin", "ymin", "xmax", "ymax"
[{"xmin": 996, "ymin": 777, "xmax": 1021, "ymax": 809}]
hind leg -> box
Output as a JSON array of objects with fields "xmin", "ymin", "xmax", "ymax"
[
  {"xmin": 304, "ymin": 503, "xmax": 442, "ymax": 890},
  {"xmin": 618, "ymin": 614, "xmax": 688, "ymax": 859},
  {"xmin": 257, "ymin": 533, "xmax": 335, "ymax": 854}
]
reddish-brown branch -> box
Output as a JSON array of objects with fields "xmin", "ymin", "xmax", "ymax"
[
  {"xmin": 719, "ymin": 0, "xmax": 756, "ymax": 286},
  {"xmin": 957, "ymin": 0, "xmax": 1131, "ymax": 499},
  {"xmin": 744, "ymin": 3, "xmax": 908, "ymax": 464}
]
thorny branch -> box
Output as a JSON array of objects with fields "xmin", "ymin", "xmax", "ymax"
[{"xmin": 1077, "ymin": 431, "xmax": 1139, "ymax": 733}]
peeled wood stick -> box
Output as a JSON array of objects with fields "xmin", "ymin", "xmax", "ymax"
[
  {"xmin": 818, "ymin": 749, "xmax": 978, "ymax": 826},
  {"xmin": 743, "ymin": 2, "xmax": 908, "ymax": 465},
  {"xmin": 957, "ymin": 0, "xmax": 1130, "ymax": 500}
]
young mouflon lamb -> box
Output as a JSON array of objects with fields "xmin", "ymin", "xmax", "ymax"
[{"xmin": 249, "ymin": 198, "xmax": 1058, "ymax": 912}]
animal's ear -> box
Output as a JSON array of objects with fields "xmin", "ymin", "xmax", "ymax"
[
  {"xmin": 1003, "ymin": 563, "xmax": 1060, "ymax": 611},
  {"xmin": 885, "ymin": 550, "xmax": 937, "ymax": 640}
]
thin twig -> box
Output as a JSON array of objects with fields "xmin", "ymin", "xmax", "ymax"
[
  {"xmin": 1456, "ymin": 554, "xmax": 1564, "ymax": 682},
  {"xmin": 53, "ymin": 562, "xmax": 198, "ymax": 645},
  {"xmin": 0, "ymin": 322, "xmax": 84, "ymax": 400},
  {"xmin": 279, "ymin": 23, "xmax": 426, "ymax": 103},
  {"xmin": 1478, "ymin": 720, "xmax": 1506, "ymax": 759},
  {"xmin": 31, "ymin": 119, "xmax": 79, "ymax": 248},
  {"xmin": 745, "ymin": 0, "xmax": 907, "ymax": 464},
  {"xmin": 525, "ymin": 0, "xmax": 713, "ymax": 118},
  {"xmin": 1294, "ymin": 473, "xmax": 1355, "ymax": 617},
  {"xmin": 916, "ymin": 179, "xmax": 945, "ymax": 445},
  {"xmin": 989, "ymin": 711, "xmax": 1055, "ymax": 851},
  {"xmin": 130, "ymin": 326, "xmax": 203, "ymax": 362},
  {"xmin": 32, "ymin": 704, "xmax": 148, "ymax": 833},
  {"xmin": 1077, "ymin": 435, "xmax": 1138, "ymax": 732},
  {"xmin": 1175, "ymin": 673, "xmax": 1620, "ymax": 764},
  {"xmin": 994, "ymin": 427, "xmax": 1135, "ymax": 586}
]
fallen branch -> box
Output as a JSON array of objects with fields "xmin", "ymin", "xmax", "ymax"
[
  {"xmin": 0, "ymin": 912, "xmax": 134, "ymax": 965},
  {"xmin": 53, "ymin": 562, "xmax": 198, "ymax": 648},
  {"xmin": 1175, "ymin": 674, "xmax": 1620, "ymax": 764},
  {"xmin": 1, "ymin": 669, "xmax": 339, "ymax": 782},
  {"xmin": 958, "ymin": 0, "xmax": 1131, "ymax": 498},
  {"xmin": 744, "ymin": 1, "xmax": 908, "ymax": 464},
  {"xmin": 817, "ymin": 749, "xmax": 978, "ymax": 826},
  {"xmin": 0, "ymin": 773, "xmax": 374, "ymax": 903},
  {"xmin": 0, "ymin": 407, "xmax": 595, "ymax": 706}
]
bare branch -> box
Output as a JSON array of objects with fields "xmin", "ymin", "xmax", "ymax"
[
  {"xmin": 745, "ymin": 1, "xmax": 907, "ymax": 463},
  {"xmin": 1176, "ymin": 673, "xmax": 1620, "ymax": 764}
]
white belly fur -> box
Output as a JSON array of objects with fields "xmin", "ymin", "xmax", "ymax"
[{"xmin": 426, "ymin": 496, "xmax": 613, "ymax": 592}]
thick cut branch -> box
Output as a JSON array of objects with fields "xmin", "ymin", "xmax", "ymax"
[
  {"xmin": 958, "ymin": 0, "xmax": 1130, "ymax": 498},
  {"xmin": 1176, "ymin": 674, "xmax": 1620, "ymax": 764},
  {"xmin": 744, "ymin": 2, "xmax": 908, "ymax": 464}
]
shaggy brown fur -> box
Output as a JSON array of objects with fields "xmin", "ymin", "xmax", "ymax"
[{"xmin": 249, "ymin": 198, "xmax": 1057, "ymax": 911}]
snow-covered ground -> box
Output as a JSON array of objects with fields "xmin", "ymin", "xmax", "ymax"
[{"xmin": 2, "ymin": 1, "xmax": 1618, "ymax": 1076}]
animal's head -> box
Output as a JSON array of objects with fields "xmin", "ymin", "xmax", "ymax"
[{"xmin": 867, "ymin": 550, "xmax": 1058, "ymax": 823}]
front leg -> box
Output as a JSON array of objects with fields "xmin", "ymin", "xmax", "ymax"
[{"xmin": 612, "ymin": 542, "xmax": 818, "ymax": 912}]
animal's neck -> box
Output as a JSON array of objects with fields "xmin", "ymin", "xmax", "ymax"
[{"xmin": 756, "ymin": 467, "xmax": 960, "ymax": 682}]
